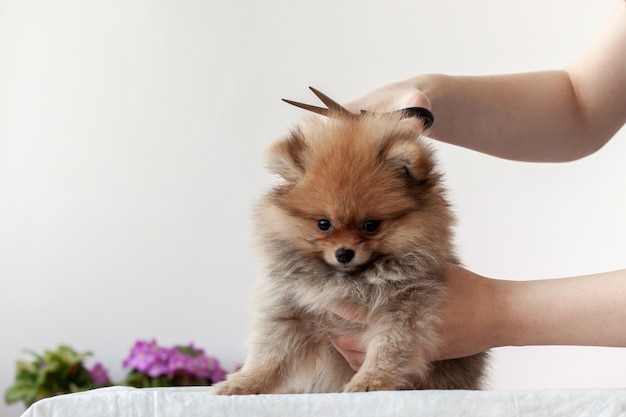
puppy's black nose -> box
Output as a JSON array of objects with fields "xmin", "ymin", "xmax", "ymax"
[{"xmin": 335, "ymin": 248, "xmax": 355, "ymax": 264}]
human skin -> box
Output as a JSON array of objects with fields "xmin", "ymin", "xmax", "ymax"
[
  {"xmin": 329, "ymin": 266, "xmax": 626, "ymax": 369},
  {"xmin": 346, "ymin": 5, "xmax": 626, "ymax": 163},
  {"xmin": 330, "ymin": 3, "xmax": 626, "ymax": 368}
]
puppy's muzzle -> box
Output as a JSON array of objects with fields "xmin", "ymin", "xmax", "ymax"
[{"xmin": 335, "ymin": 247, "xmax": 355, "ymax": 264}]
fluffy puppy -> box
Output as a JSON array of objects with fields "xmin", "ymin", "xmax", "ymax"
[{"xmin": 213, "ymin": 109, "xmax": 488, "ymax": 394}]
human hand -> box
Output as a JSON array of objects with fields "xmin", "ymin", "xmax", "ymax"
[
  {"xmin": 435, "ymin": 264, "xmax": 498, "ymax": 360},
  {"xmin": 343, "ymin": 79, "xmax": 433, "ymax": 133},
  {"xmin": 327, "ymin": 303, "xmax": 369, "ymax": 371},
  {"xmin": 344, "ymin": 78, "xmax": 431, "ymax": 114},
  {"xmin": 328, "ymin": 264, "xmax": 498, "ymax": 370}
]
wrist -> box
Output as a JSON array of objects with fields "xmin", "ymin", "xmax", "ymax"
[{"xmin": 488, "ymin": 278, "xmax": 527, "ymax": 349}]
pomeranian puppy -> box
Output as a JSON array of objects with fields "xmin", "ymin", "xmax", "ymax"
[{"xmin": 213, "ymin": 89, "xmax": 488, "ymax": 394}]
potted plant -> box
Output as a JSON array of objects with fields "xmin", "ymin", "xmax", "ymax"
[
  {"xmin": 5, "ymin": 339, "xmax": 227, "ymax": 409},
  {"xmin": 4, "ymin": 345, "xmax": 110, "ymax": 407},
  {"xmin": 121, "ymin": 339, "xmax": 227, "ymax": 387}
]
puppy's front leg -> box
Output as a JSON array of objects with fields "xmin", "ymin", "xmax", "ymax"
[
  {"xmin": 213, "ymin": 316, "xmax": 317, "ymax": 395},
  {"xmin": 212, "ymin": 353, "xmax": 283, "ymax": 395},
  {"xmin": 342, "ymin": 317, "xmax": 436, "ymax": 392}
]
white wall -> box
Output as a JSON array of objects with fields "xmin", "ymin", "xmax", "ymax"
[{"xmin": 1, "ymin": 0, "xmax": 624, "ymax": 414}]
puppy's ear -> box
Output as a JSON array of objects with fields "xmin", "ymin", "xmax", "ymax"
[
  {"xmin": 265, "ymin": 129, "xmax": 307, "ymax": 182},
  {"xmin": 383, "ymin": 138, "xmax": 437, "ymax": 186}
]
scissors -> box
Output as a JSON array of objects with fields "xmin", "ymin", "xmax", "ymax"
[{"xmin": 283, "ymin": 86, "xmax": 434, "ymax": 129}]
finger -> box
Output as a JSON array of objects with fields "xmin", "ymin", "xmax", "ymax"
[
  {"xmin": 328, "ymin": 334, "xmax": 366, "ymax": 371},
  {"xmin": 329, "ymin": 333, "xmax": 367, "ymax": 352},
  {"xmin": 344, "ymin": 86, "xmax": 431, "ymax": 114},
  {"xmin": 327, "ymin": 301, "xmax": 369, "ymax": 323},
  {"xmin": 395, "ymin": 90, "xmax": 431, "ymax": 111}
]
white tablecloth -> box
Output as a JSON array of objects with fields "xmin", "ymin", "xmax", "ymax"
[{"xmin": 21, "ymin": 386, "xmax": 626, "ymax": 417}]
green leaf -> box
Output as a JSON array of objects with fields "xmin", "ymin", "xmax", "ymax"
[
  {"xmin": 4, "ymin": 383, "xmax": 36, "ymax": 405},
  {"xmin": 5, "ymin": 345, "xmax": 98, "ymax": 407}
]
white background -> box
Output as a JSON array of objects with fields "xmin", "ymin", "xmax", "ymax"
[{"xmin": 1, "ymin": 0, "xmax": 625, "ymax": 415}]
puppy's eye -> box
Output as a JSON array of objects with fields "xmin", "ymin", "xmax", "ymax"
[
  {"xmin": 317, "ymin": 219, "xmax": 333, "ymax": 232},
  {"xmin": 362, "ymin": 220, "xmax": 380, "ymax": 233}
]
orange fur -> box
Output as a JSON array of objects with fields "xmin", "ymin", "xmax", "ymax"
[{"xmin": 213, "ymin": 112, "xmax": 488, "ymax": 395}]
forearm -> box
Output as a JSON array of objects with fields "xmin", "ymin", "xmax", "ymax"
[
  {"xmin": 329, "ymin": 266, "xmax": 626, "ymax": 364},
  {"xmin": 495, "ymin": 269, "xmax": 626, "ymax": 349},
  {"xmin": 411, "ymin": 72, "xmax": 595, "ymax": 162},
  {"xmin": 356, "ymin": 5, "xmax": 626, "ymax": 162}
]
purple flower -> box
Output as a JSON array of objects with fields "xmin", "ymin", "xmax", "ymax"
[
  {"xmin": 168, "ymin": 344, "xmax": 227, "ymax": 383},
  {"xmin": 166, "ymin": 349, "xmax": 191, "ymax": 379},
  {"xmin": 89, "ymin": 362, "xmax": 111, "ymax": 386},
  {"xmin": 123, "ymin": 340, "xmax": 227, "ymax": 384},
  {"xmin": 206, "ymin": 356, "xmax": 227, "ymax": 383},
  {"xmin": 122, "ymin": 340, "xmax": 170, "ymax": 377}
]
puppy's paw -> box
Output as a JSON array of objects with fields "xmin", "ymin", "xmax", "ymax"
[
  {"xmin": 212, "ymin": 381, "xmax": 244, "ymax": 396},
  {"xmin": 343, "ymin": 380, "xmax": 396, "ymax": 392},
  {"xmin": 343, "ymin": 371, "xmax": 412, "ymax": 392},
  {"xmin": 212, "ymin": 374, "xmax": 266, "ymax": 395}
]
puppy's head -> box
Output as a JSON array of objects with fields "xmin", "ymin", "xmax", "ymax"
[{"xmin": 259, "ymin": 112, "xmax": 453, "ymax": 271}]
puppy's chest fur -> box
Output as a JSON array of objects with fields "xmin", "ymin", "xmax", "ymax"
[{"xmin": 260, "ymin": 247, "xmax": 444, "ymax": 320}]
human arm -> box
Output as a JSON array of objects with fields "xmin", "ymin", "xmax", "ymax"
[
  {"xmin": 329, "ymin": 265, "xmax": 626, "ymax": 369},
  {"xmin": 346, "ymin": 4, "xmax": 626, "ymax": 162}
]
